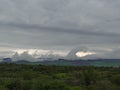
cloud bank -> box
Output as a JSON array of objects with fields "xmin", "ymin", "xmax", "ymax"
[{"xmin": 0, "ymin": 0, "xmax": 120, "ymax": 58}]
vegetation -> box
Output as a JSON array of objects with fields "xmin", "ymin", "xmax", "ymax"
[{"xmin": 0, "ymin": 63, "xmax": 120, "ymax": 90}]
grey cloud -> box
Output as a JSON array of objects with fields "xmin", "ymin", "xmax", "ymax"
[
  {"xmin": 0, "ymin": 0, "xmax": 120, "ymax": 57},
  {"xmin": 0, "ymin": 21, "xmax": 120, "ymax": 50},
  {"xmin": 83, "ymin": 48, "xmax": 120, "ymax": 59},
  {"xmin": 0, "ymin": 21, "xmax": 119, "ymax": 37}
]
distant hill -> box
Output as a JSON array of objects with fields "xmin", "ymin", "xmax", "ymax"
[
  {"xmin": 1, "ymin": 58, "xmax": 12, "ymax": 63},
  {"xmin": 13, "ymin": 60, "xmax": 30, "ymax": 64},
  {"xmin": 35, "ymin": 59, "xmax": 120, "ymax": 67},
  {"xmin": 0, "ymin": 58, "xmax": 120, "ymax": 67}
]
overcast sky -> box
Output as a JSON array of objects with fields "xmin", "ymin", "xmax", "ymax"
[{"xmin": 0, "ymin": 0, "xmax": 120, "ymax": 58}]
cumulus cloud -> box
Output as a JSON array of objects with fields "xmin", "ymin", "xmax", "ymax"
[
  {"xmin": 11, "ymin": 47, "xmax": 120, "ymax": 61},
  {"xmin": 12, "ymin": 50, "xmax": 65, "ymax": 61},
  {"xmin": 12, "ymin": 51, "xmax": 35, "ymax": 61}
]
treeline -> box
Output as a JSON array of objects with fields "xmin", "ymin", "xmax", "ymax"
[{"xmin": 0, "ymin": 63, "xmax": 120, "ymax": 90}]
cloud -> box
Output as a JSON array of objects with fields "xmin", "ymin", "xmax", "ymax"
[
  {"xmin": 12, "ymin": 51, "xmax": 64, "ymax": 61},
  {"xmin": 11, "ymin": 47, "xmax": 120, "ymax": 61},
  {"xmin": 0, "ymin": 0, "xmax": 120, "ymax": 57},
  {"xmin": 103, "ymin": 49, "xmax": 120, "ymax": 59},
  {"xmin": 82, "ymin": 48, "xmax": 120, "ymax": 59},
  {"xmin": 12, "ymin": 51, "xmax": 36, "ymax": 61},
  {"xmin": 0, "ymin": 21, "xmax": 119, "ymax": 37}
]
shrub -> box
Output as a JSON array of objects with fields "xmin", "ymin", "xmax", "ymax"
[{"xmin": 7, "ymin": 80, "xmax": 22, "ymax": 90}]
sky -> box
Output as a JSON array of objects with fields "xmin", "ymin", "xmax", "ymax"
[{"xmin": 0, "ymin": 0, "xmax": 120, "ymax": 59}]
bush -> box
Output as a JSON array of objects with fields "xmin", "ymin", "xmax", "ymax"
[
  {"xmin": 110, "ymin": 74, "xmax": 120, "ymax": 85},
  {"xmin": 88, "ymin": 80, "xmax": 116, "ymax": 90},
  {"xmin": 7, "ymin": 80, "xmax": 22, "ymax": 90}
]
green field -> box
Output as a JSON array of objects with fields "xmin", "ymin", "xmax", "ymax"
[{"xmin": 0, "ymin": 64, "xmax": 120, "ymax": 90}]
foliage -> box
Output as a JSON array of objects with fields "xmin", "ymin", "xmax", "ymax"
[{"xmin": 0, "ymin": 63, "xmax": 119, "ymax": 90}]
